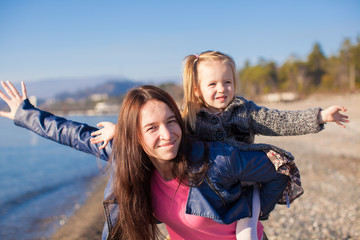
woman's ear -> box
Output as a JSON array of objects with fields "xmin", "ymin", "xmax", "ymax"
[{"xmin": 194, "ymin": 86, "xmax": 200, "ymax": 98}]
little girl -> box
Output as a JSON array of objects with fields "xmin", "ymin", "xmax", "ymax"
[{"xmin": 91, "ymin": 51, "xmax": 349, "ymax": 240}]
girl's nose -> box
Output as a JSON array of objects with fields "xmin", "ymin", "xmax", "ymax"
[{"xmin": 217, "ymin": 84, "xmax": 225, "ymax": 93}]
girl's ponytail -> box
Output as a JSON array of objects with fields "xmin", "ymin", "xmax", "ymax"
[{"xmin": 181, "ymin": 54, "xmax": 200, "ymax": 132}]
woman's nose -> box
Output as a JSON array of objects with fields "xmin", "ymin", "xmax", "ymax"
[{"xmin": 159, "ymin": 125, "xmax": 171, "ymax": 140}]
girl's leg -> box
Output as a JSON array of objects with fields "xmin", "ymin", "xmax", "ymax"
[{"xmin": 236, "ymin": 184, "xmax": 260, "ymax": 240}]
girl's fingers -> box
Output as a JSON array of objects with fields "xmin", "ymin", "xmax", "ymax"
[
  {"xmin": 99, "ymin": 140, "xmax": 109, "ymax": 149},
  {"xmin": 91, "ymin": 130, "xmax": 101, "ymax": 136},
  {"xmin": 90, "ymin": 137, "xmax": 103, "ymax": 144},
  {"xmin": 339, "ymin": 114, "xmax": 349, "ymax": 119},
  {"xmin": 97, "ymin": 122, "xmax": 105, "ymax": 127},
  {"xmin": 336, "ymin": 121, "xmax": 346, "ymax": 128}
]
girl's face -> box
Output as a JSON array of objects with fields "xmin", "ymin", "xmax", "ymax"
[
  {"xmin": 139, "ymin": 100, "xmax": 182, "ymax": 166},
  {"xmin": 196, "ymin": 60, "xmax": 235, "ymax": 113}
]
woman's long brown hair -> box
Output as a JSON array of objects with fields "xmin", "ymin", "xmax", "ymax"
[{"xmin": 109, "ymin": 85, "xmax": 207, "ymax": 239}]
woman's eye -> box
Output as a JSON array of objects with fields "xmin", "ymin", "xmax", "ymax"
[{"xmin": 147, "ymin": 126, "xmax": 157, "ymax": 132}]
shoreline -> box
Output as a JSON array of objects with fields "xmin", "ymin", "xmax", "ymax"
[
  {"xmin": 49, "ymin": 174, "xmax": 169, "ymax": 240},
  {"xmin": 50, "ymin": 175, "xmax": 108, "ymax": 240}
]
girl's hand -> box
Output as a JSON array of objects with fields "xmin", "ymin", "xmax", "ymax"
[
  {"xmin": 90, "ymin": 121, "xmax": 116, "ymax": 149},
  {"xmin": 319, "ymin": 105, "xmax": 349, "ymax": 128},
  {"xmin": 0, "ymin": 81, "xmax": 28, "ymax": 120}
]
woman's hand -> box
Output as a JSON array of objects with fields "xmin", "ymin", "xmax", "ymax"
[
  {"xmin": 90, "ymin": 121, "xmax": 116, "ymax": 149},
  {"xmin": 319, "ymin": 105, "xmax": 350, "ymax": 128},
  {"xmin": 0, "ymin": 81, "xmax": 28, "ymax": 120}
]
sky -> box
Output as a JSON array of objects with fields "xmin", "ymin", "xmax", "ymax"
[{"xmin": 0, "ymin": 0, "xmax": 359, "ymax": 84}]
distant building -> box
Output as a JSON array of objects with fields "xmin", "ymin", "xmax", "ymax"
[
  {"xmin": 90, "ymin": 94, "xmax": 109, "ymax": 101},
  {"xmin": 261, "ymin": 92, "xmax": 298, "ymax": 103},
  {"xmin": 91, "ymin": 102, "xmax": 120, "ymax": 115}
]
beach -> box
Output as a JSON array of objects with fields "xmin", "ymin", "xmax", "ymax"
[
  {"xmin": 50, "ymin": 93, "xmax": 360, "ymax": 240},
  {"xmin": 49, "ymin": 175, "xmax": 107, "ymax": 240},
  {"xmin": 258, "ymin": 93, "xmax": 360, "ymax": 239}
]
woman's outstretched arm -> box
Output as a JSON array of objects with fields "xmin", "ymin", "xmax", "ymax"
[{"xmin": 0, "ymin": 81, "xmax": 111, "ymax": 161}]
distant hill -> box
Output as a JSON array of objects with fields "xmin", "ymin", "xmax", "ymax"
[
  {"xmin": 54, "ymin": 80, "xmax": 144, "ymax": 101},
  {"xmin": 23, "ymin": 77, "xmax": 141, "ymax": 100},
  {"xmin": 0, "ymin": 77, "xmax": 181, "ymax": 110}
]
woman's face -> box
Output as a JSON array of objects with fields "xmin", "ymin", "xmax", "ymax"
[{"xmin": 139, "ymin": 99, "xmax": 182, "ymax": 164}]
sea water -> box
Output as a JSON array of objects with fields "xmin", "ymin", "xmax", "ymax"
[{"xmin": 0, "ymin": 115, "xmax": 117, "ymax": 240}]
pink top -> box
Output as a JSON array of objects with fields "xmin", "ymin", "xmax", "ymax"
[{"xmin": 151, "ymin": 170, "xmax": 264, "ymax": 240}]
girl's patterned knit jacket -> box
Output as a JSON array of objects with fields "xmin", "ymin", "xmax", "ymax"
[
  {"xmin": 191, "ymin": 96, "xmax": 325, "ymax": 204},
  {"xmin": 191, "ymin": 96, "xmax": 325, "ymax": 159}
]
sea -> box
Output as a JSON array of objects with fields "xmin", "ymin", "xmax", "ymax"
[{"xmin": 0, "ymin": 115, "xmax": 118, "ymax": 240}]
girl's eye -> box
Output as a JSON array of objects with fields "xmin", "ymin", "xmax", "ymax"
[{"xmin": 208, "ymin": 83, "xmax": 216, "ymax": 87}]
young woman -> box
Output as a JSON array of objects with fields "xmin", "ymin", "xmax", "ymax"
[{"xmin": 0, "ymin": 81, "xmax": 290, "ymax": 240}]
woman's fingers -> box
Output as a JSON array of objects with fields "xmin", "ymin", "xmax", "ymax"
[
  {"xmin": 0, "ymin": 89, "xmax": 11, "ymax": 104},
  {"xmin": 0, "ymin": 111, "xmax": 12, "ymax": 119},
  {"xmin": 0, "ymin": 81, "xmax": 28, "ymax": 120},
  {"xmin": 1, "ymin": 81, "xmax": 24, "ymax": 100},
  {"xmin": 1, "ymin": 81, "xmax": 16, "ymax": 99},
  {"xmin": 21, "ymin": 81, "xmax": 28, "ymax": 100},
  {"xmin": 6, "ymin": 81, "xmax": 21, "ymax": 99}
]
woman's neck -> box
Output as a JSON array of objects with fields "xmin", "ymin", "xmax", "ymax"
[{"xmin": 150, "ymin": 158, "xmax": 174, "ymax": 181}]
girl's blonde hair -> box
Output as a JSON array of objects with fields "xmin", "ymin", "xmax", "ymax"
[{"xmin": 181, "ymin": 50, "xmax": 237, "ymax": 131}]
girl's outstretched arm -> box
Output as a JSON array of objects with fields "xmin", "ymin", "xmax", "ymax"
[
  {"xmin": 90, "ymin": 121, "xmax": 116, "ymax": 149},
  {"xmin": 319, "ymin": 105, "xmax": 349, "ymax": 128},
  {"xmin": 0, "ymin": 81, "xmax": 27, "ymax": 119}
]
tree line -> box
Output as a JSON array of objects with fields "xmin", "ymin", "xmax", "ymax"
[{"xmin": 238, "ymin": 36, "xmax": 360, "ymax": 98}]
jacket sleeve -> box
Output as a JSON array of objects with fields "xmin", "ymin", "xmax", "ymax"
[
  {"xmin": 229, "ymin": 149, "xmax": 289, "ymax": 219},
  {"xmin": 242, "ymin": 97, "xmax": 324, "ymax": 136},
  {"xmin": 13, "ymin": 99, "xmax": 112, "ymax": 161}
]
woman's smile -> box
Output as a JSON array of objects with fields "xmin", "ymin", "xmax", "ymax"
[{"xmin": 158, "ymin": 139, "xmax": 177, "ymax": 148}]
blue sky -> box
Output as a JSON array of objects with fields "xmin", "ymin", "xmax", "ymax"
[{"xmin": 0, "ymin": 0, "xmax": 359, "ymax": 84}]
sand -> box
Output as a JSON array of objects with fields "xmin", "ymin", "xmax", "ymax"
[
  {"xmin": 49, "ymin": 92, "xmax": 360, "ymax": 240},
  {"xmin": 258, "ymin": 92, "xmax": 360, "ymax": 239},
  {"xmin": 50, "ymin": 175, "xmax": 108, "ymax": 240}
]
